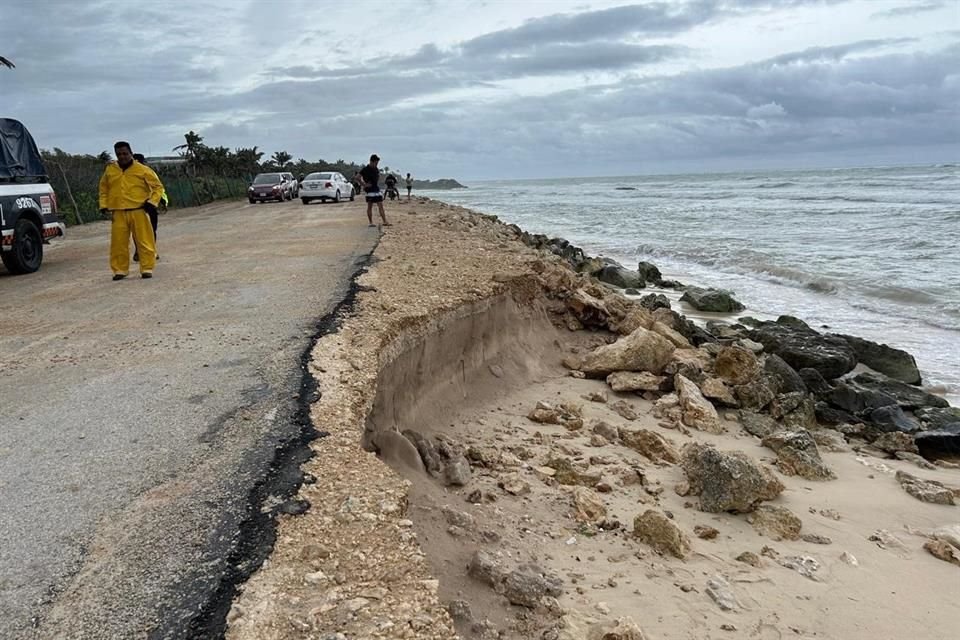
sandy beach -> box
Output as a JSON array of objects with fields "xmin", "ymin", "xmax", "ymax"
[{"xmin": 225, "ymin": 197, "xmax": 960, "ymax": 640}]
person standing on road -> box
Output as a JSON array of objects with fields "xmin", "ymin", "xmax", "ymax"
[
  {"xmin": 132, "ymin": 153, "xmax": 167, "ymax": 263},
  {"xmin": 99, "ymin": 141, "xmax": 163, "ymax": 280},
  {"xmin": 360, "ymin": 154, "xmax": 390, "ymax": 227},
  {"xmin": 405, "ymin": 172, "xmax": 413, "ymax": 200}
]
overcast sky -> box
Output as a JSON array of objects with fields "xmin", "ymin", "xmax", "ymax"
[{"xmin": 1, "ymin": 0, "xmax": 957, "ymax": 179}]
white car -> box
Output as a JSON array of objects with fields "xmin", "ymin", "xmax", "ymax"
[{"xmin": 300, "ymin": 172, "xmax": 354, "ymax": 204}]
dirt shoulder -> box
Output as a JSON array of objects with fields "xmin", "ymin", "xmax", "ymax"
[
  {"xmin": 226, "ymin": 198, "xmax": 960, "ymax": 640},
  {"xmin": 0, "ymin": 198, "xmax": 376, "ymax": 638}
]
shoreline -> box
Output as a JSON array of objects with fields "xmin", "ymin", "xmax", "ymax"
[{"xmin": 224, "ymin": 198, "xmax": 959, "ymax": 639}]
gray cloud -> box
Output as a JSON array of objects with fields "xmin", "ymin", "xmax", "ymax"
[{"xmin": 872, "ymin": 2, "xmax": 952, "ymax": 19}]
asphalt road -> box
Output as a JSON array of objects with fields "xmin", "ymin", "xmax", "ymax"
[{"xmin": 0, "ymin": 197, "xmax": 377, "ymax": 638}]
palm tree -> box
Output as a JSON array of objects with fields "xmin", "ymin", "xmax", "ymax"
[
  {"xmin": 271, "ymin": 151, "xmax": 292, "ymax": 168},
  {"xmin": 0, "ymin": 56, "xmax": 14, "ymax": 69}
]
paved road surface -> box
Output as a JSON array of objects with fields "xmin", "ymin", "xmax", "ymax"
[{"xmin": 0, "ymin": 198, "xmax": 376, "ymax": 638}]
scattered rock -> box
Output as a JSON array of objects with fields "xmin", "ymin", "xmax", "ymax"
[
  {"xmin": 498, "ymin": 473, "xmax": 532, "ymax": 496},
  {"xmin": 596, "ymin": 265, "xmax": 645, "ymax": 290},
  {"xmin": 441, "ymin": 505, "xmax": 475, "ymax": 529},
  {"xmin": 895, "ymin": 470, "xmax": 956, "ymax": 505},
  {"xmin": 801, "ymin": 533, "xmax": 832, "ymax": 545},
  {"xmin": 574, "ymin": 327, "xmax": 676, "ymax": 377},
  {"xmin": 680, "ymin": 286, "xmax": 745, "ymax": 312},
  {"xmin": 403, "ymin": 430, "xmax": 442, "ymax": 475},
  {"xmin": 894, "ymin": 450, "xmax": 937, "ymax": 470},
  {"xmin": 444, "ymin": 455, "xmax": 473, "ymax": 486},
  {"xmin": 675, "ymin": 374, "xmax": 722, "ymax": 433},
  {"xmin": 777, "ymin": 555, "xmax": 821, "ymax": 581},
  {"xmin": 762, "ymin": 429, "xmax": 835, "ymax": 480},
  {"xmin": 748, "ymin": 505, "xmax": 803, "ymax": 540},
  {"xmin": 694, "ymin": 525, "xmax": 720, "ymax": 540},
  {"xmin": 639, "ymin": 293, "xmax": 670, "ymax": 312},
  {"xmin": 637, "ymin": 261, "xmax": 663, "ymax": 284},
  {"xmin": 771, "ymin": 392, "xmax": 818, "ymax": 431},
  {"xmin": 873, "ymin": 431, "xmax": 919, "ymax": 455},
  {"xmin": 590, "ymin": 434, "xmax": 609, "ymax": 447},
  {"xmin": 607, "ymin": 371, "xmax": 665, "ymax": 392},
  {"xmin": 651, "ymin": 321, "xmax": 692, "ymax": 349},
  {"xmin": 592, "ymin": 421, "xmax": 619, "ymax": 442},
  {"xmin": 468, "ymin": 551, "xmax": 506, "ymax": 587},
  {"xmin": 736, "ymin": 551, "xmax": 761, "ymax": 567},
  {"xmin": 445, "ymin": 600, "xmax": 473, "ymax": 623},
  {"xmin": 587, "ymin": 616, "xmax": 649, "ymax": 640},
  {"xmin": 869, "ymin": 405, "xmax": 920, "ymax": 434},
  {"xmin": 619, "ymin": 428, "xmax": 680, "ymax": 465},
  {"xmin": 924, "ymin": 540, "xmax": 960, "ymax": 567},
  {"xmin": 734, "ymin": 374, "xmax": 779, "ymax": 412},
  {"xmin": 705, "ymin": 575, "xmax": 740, "ymax": 611},
  {"xmin": 573, "ymin": 487, "xmax": 608, "ymax": 523},
  {"xmin": 610, "ymin": 400, "xmax": 639, "ymax": 421},
  {"xmin": 585, "ymin": 391, "xmax": 608, "ymax": 403},
  {"xmin": 837, "ymin": 334, "xmax": 921, "ymax": 384},
  {"xmin": 840, "ymin": 551, "xmax": 859, "ymax": 566},
  {"xmin": 501, "ymin": 564, "xmax": 564, "ymax": 608},
  {"xmin": 869, "ymin": 529, "xmax": 909, "ymax": 553},
  {"xmin": 566, "ymin": 289, "xmax": 612, "ymax": 329},
  {"xmin": 547, "ymin": 457, "xmax": 601, "ymax": 487},
  {"xmin": 812, "ymin": 428, "xmax": 849, "ymax": 452},
  {"xmin": 915, "ymin": 407, "xmax": 960, "ymax": 430},
  {"xmin": 681, "ymin": 443, "xmax": 784, "ymax": 513},
  {"xmin": 632, "ymin": 509, "xmax": 691, "ymax": 558}
]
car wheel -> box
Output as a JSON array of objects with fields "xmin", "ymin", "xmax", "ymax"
[
  {"xmin": 349, "ymin": 188, "xmax": 355, "ymax": 201},
  {"xmin": 334, "ymin": 190, "xmax": 340, "ymax": 203},
  {"xmin": 301, "ymin": 197, "xmax": 310, "ymax": 205},
  {"xmin": 249, "ymin": 198, "xmax": 256, "ymax": 204},
  {"xmin": 1, "ymin": 218, "xmax": 43, "ymax": 274}
]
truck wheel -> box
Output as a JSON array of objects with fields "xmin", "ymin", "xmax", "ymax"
[{"xmin": 1, "ymin": 218, "xmax": 43, "ymax": 274}]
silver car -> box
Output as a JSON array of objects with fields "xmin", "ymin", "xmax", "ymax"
[{"xmin": 300, "ymin": 172, "xmax": 354, "ymax": 204}]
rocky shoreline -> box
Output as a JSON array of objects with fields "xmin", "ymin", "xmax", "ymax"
[{"xmin": 225, "ymin": 198, "xmax": 959, "ymax": 640}]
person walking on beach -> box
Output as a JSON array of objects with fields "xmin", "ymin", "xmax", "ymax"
[
  {"xmin": 99, "ymin": 141, "xmax": 164, "ymax": 280},
  {"xmin": 132, "ymin": 153, "xmax": 167, "ymax": 262},
  {"xmin": 360, "ymin": 154, "xmax": 390, "ymax": 227},
  {"xmin": 405, "ymin": 172, "xmax": 413, "ymax": 200}
]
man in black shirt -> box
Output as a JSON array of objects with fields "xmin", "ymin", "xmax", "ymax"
[{"xmin": 360, "ymin": 154, "xmax": 389, "ymax": 226}]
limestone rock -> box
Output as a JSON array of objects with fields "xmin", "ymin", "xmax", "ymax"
[
  {"xmin": 924, "ymin": 540, "xmax": 960, "ymax": 567},
  {"xmin": 739, "ymin": 411, "xmax": 781, "ymax": 439},
  {"xmin": 873, "ymin": 431, "xmax": 918, "ymax": 455},
  {"xmin": 501, "ymin": 564, "xmax": 564, "ymax": 608},
  {"xmin": 573, "ymin": 487, "xmax": 608, "ymax": 523},
  {"xmin": 675, "ymin": 374, "xmax": 722, "ymax": 433},
  {"xmin": 607, "ymin": 371, "xmax": 665, "ymax": 392},
  {"xmin": 715, "ymin": 346, "xmax": 760, "ymax": 385},
  {"xmin": 700, "ymin": 377, "xmax": 738, "ymax": 407},
  {"xmin": 762, "ymin": 429, "xmax": 835, "ymax": 480},
  {"xmin": 705, "ymin": 575, "xmax": 739, "ymax": 611},
  {"xmin": 632, "ymin": 509, "xmax": 691, "ymax": 558},
  {"xmin": 444, "ymin": 455, "xmax": 473, "ymax": 486},
  {"xmin": 575, "ymin": 327, "xmax": 676, "ymax": 377},
  {"xmin": 442, "ymin": 506, "xmax": 475, "ymax": 529},
  {"xmin": 763, "ymin": 354, "xmax": 807, "ymax": 393},
  {"xmin": 681, "ymin": 443, "xmax": 785, "ymax": 513},
  {"xmin": 652, "ymin": 393, "xmax": 682, "ymax": 423},
  {"xmin": 652, "ymin": 321, "xmax": 691, "ymax": 349},
  {"xmin": 403, "ymin": 430, "xmax": 442, "ymax": 475},
  {"xmin": 748, "ymin": 504, "xmax": 803, "ymax": 540},
  {"xmin": 566, "ymin": 289, "xmax": 611, "ymax": 329},
  {"xmin": 592, "ymin": 421, "xmax": 619, "ymax": 442},
  {"xmin": 895, "ymin": 470, "xmax": 956, "ymax": 505},
  {"xmin": 734, "ymin": 374, "xmax": 779, "ymax": 411},
  {"xmin": 736, "ymin": 551, "xmax": 761, "ymax": 567},
  {"xmin": 694, "ymin": 525, "xmax": 719, "ymax": 540},
  {"xmin": 587, "ymin": 617, "xmax": 648, "ymax": 640},
  {"xmin": 610, "ymin": 400, "xmax": 639, "ymax": 421},
  {"xmin": 547, "ymin": 457, "xmax": 601, "ymax": 487},
  {"xmin": 610, "ymin": 308, "xmax": 655, "ymax": 336},
  {"xmin": 498, "ymin": 473, "xmax": 531, "ymax": 496},
  {"xmin": 770, "ymin": 392, "xmax": 817, "ymax": 431},
  {"xmin": 468, "ymin": 551, "xmax": 506, "ymax": 587},
  {"xmin": 812, "ymin": 428, "xmax": 849, "ymax": 452},
  {"xmin": 619, "ymin": 428, "xmax": 680, "ymax": 464}
]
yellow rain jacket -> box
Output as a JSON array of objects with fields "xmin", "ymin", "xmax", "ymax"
[{"xmin": 98, "ymin": 161, "xmax": 164, "ymax": 211}]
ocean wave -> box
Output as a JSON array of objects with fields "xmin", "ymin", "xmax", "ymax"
[
  {"xmin": 787, "ymin": 195, "xmax": 879, "ymax": 203},
  {"xmin": 861, "ymin": 285, "xmax": 940, "ymax": 306},
  {"xmin": 754, "ymin": 181, "xmax": 797, "ymax": 189}
]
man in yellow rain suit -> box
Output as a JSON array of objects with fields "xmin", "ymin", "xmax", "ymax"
[{"xmin": 98, "ymin": 141, "xmax": 163, "ymax": 280}]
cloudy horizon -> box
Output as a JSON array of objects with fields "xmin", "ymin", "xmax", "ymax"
[{"xmin": 1, "ymin": 0, "xmax": 957, "ymax": 180}]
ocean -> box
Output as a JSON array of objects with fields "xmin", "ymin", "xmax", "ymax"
[{"xmin": 423, "ymin": 164, "xmax": 960, "ymax": 403}]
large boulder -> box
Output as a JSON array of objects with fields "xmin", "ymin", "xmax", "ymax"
[
  {"xmin": 675, "ymin": 374, "xmax": 722, "ymax": 433},
  {"xmin": 574, "ymin": 327, "xmax": 675, "ymax": 377},
  {"xmin": 734, "ymin": 374, "xmax": 779, "ymax": 411},
  {"xmin": 915, "ymin": 407, "xmax": 960, "ymax": 431},
  {"xmin": 501, "ymin": 564, "xmax": 564, "ymax": 608},
  {"xmin": 914, "ymin": 423, "xmax": 960, "ymax": 459},
  {"xmin": 680, "ymin": 286, "xmax": 745, "ymax": 312},
  {"xmin": 652, "ymin": 321, "xmax": 692, "ymax": 349},
  {"xmin": 836, "ymin": 334, "xmax": 921, "ymax": 385},
  {"xmin": 825, "ymin": 381, "xmax": 898, "ymax": 415},
  {"xmin": 632, "ymin": 509, "xmax": 691, "ymax": 558},
  {"xmin": 749, "ymin": 317, "xmax": 857, "ymax": 379},
  {"xmin": 715, "ymin": 346, "xmax": 760, "ymax": 385},
  {"xmin": 566, "ymin": 289, "xmax": 611, "ymax": 329},
  {"xmin": 637, "ymin": 261, "xmax": 663, "ymax": 284},
  {"xmin": 761, "ymin": 430, "xmax": 835, "ymax": 480},
  {"xmin": 769, "ymin": 392, "xmax": 817, "ymax": 431},
  {"xmin": 606, "ymin": 371, "xmax": 665, "ymax": 392},
  {"xmin": 680, "ymin": 443, "xmax": 785, "ymax": 513},
  {"xmin": 596, "ymin": 264, "xmax": 645, "ymax": 290},
  {"xmin": 895, "ymin": 470, "xmax": 956, "ymax": 505},
  {"xmin": 852, "ymin": 372, "xmax": 949, "ymax": 410},
  {"xmin": 639, "ymin": 293, "xmax": 670, "ymax": 312},
  {"xmin": 609, "ymin": 307, "xmax": 655, "ymax": 336},
  {"xmin": 868, "ymin": 405, "xmax": 920, "ymax": 434},
  {"xmin": 764, "ymin": 354, "xmax": 807, "ymax": 394},
  {"xmin": 739, "ymin": 411, "xmax": 781, "ymax": 439},
  {"xmin": 572, "ymin": 487, "xmax": 608, "ymax": 523}
]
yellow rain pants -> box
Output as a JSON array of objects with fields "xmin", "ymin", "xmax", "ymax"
[{"xmin": 110, "ymin": 209, "xmax": 156, "ymax": 275}]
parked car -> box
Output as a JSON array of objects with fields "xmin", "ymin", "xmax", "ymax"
[
  {"xmin": 248, "ymin": 172, "xmax": 297, "ymax": 203},
  {"xmin": 0, "ymin": 117, "xmax": 64, "ymax": 274},
  {"xmin": 300, "ymin": 172, "xmax": 354, "ymax": 204}
]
